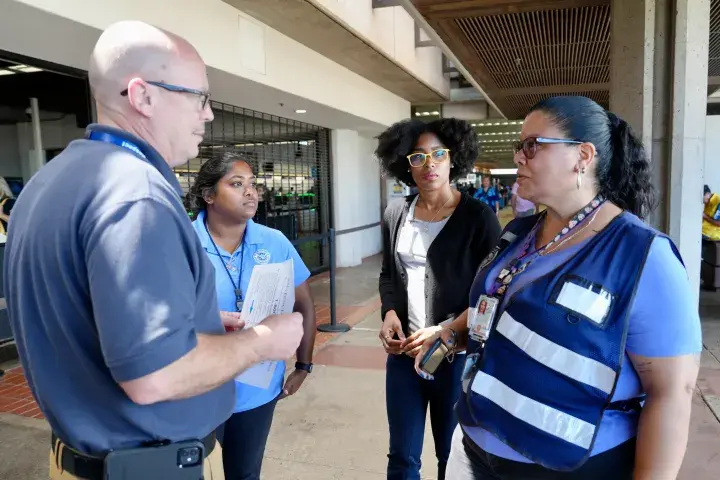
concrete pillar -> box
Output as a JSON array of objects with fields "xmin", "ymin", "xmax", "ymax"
[
  {"xmin": 330, "ymin": 129, "xmax": 383, "ymax": 268},
  {"xmin": 667, "ymin": 0, "xmax": 710, "ymax": 299},
  {"xmin": 610, "ymin": 0, "xmax": 655, "ymax": 150},
  {"xmin": 649, "ymin": 0, "xmax": 673, "ymax": 231},
  {"xmin": 609, "ymin": 0, "xmax": 709, "ymax": 299}
]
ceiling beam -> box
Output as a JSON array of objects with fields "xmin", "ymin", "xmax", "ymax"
[
  {"xmin": 500, "ymin": 83, "xmax": 610, "ymax": 96},
  {"xmin": 709, "ymin": 76, "xmax": 720, "ymax": 86},
  {"xmin": 430, "ymin": 18, "xmax": 516, "ymax": 117},
  {"xmin": 412, "ymin": 0, "xmax": 610, "ymax": 19}
]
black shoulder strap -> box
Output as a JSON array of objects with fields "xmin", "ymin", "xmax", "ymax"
[{"xmin": 476, "ymin": 213, "xmax": 540, "ymax": 272}]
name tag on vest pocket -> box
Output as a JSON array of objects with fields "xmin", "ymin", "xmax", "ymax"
[{"xmin": 551, "ymin": 276, "xmax": 614, "ymax": 327}]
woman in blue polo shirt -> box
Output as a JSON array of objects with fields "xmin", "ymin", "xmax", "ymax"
[{"xmin": 185, "ymin": 152, "xmax": 316, "ymax": 480}]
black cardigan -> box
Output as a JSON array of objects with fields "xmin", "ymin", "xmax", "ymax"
[{"xmin": 379, "ymin": 193, "xmax": 502, "ymax": 335}]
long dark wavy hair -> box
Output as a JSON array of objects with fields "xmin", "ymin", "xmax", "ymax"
[
  {"xmin": 529, "ymin": 96, "xmax": 656, "ymax": 219},
  {"xmin": 374, "ymin": 118, "xmax": 479, "ymax": 187}
]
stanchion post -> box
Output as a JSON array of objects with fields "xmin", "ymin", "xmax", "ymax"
[{"xmin": 317, "ymin": 228, "xmax": 350, "ymax": 333}]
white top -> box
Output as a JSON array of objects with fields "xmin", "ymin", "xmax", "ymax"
[{"xmin": 396, "ymin": 196, "xmax": 450, "ymax": 334}]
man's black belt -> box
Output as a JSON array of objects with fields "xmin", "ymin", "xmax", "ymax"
[{"xmin": 50, "ymin": 431, "xmax": 216, "ymax": 480}]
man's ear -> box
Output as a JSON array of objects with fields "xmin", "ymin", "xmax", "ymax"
[{"xmin": 125, "ymin": 78, "xmax": 154, "ymax": 118}]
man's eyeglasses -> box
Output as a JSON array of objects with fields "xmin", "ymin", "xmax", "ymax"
[
  {"xmin": 121, "ymin": 81, "xmax": 211, "ymax": 110},
  {"xmin": 513, "ymin": 137, "xmax": 582, "ymax": 160},
  {"xmin": 406, "ymin": 148, "xmax": 450, "ymax": 168}
]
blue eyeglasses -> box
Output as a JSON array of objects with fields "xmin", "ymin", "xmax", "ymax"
[{"xmin": 121, "ymin": 81, "xmax": 211, "ymax": 109}]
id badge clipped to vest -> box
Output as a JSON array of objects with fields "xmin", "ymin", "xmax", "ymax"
[{"xmin": 468, "ymin": 295, "xmax": 499, "ymax": 342}]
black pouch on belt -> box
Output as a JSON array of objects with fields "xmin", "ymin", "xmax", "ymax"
[{"xmin": 52, "ymin": 431, "xmax": 215, "ymax": 480}]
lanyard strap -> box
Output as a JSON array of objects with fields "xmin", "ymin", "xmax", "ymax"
[
  {"xmin": 204, "ymin": 219, "xmax": 246, "ymax": 310},
  {"xmin": 489, "ymin": 195, "xmax": 605, "ymax": 299},
  {"xmin": 87, "ymin": 131, "xmax": 147, "ymax": 159}
]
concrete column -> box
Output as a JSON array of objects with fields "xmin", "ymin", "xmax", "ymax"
[
  {"xmin": 610, "ymin": 0, "xmax": 656, "ymax": 150},
  {"xmin": 331, "ymin": 129, "xmax": 383, "ymax": 268},
  {"xmin": 649, "ymin": 0, "xmax": 673, "ymax": 231},
  {"xmin": 667, "ymin": 0, "xmax": 711, "ymax": 299}
]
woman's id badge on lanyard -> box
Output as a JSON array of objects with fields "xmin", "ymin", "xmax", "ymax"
[{"xmin": 468, "ymin": 295, "xmax": 499, "ymax": 341}]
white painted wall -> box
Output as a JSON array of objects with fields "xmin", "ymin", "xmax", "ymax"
[
  {"xmin": 16, "ymin": 114, "xmax": 85, "ymax": 181},
  {"xmin": 0, "ymin": 126, "xmax": 22, "ymax": 178},
  {"xmin": 312, "ymin": 0, "xmax": 448, "ymax": 97},
  {"xmin": 705, "ymin": 115, "xmax": 720, "ymax": 191},
  {"xmin": 6, "ymin": 0, "xmax": 410, "ymax": 132},
  {"xmin": 331, "ymin": 129, "xmax": 382, "ymax": 267}
]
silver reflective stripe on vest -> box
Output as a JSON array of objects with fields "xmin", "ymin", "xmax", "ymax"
[
  {"xmin": 495, "ymin": 312, "xmax": 617, "ymax": 395},
  {"xmin": 470, "ymin": 371, "xmax": 595, "ymax": 449}
]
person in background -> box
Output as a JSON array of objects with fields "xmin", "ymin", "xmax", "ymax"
[
  {"xmin": 0, "ymin": 177, "xmax": 15, "ymax": 235},
  {"xmin": 376, "ymin": 117, "xmax": 501, "ymax": 480},
  {"xmin": 186, "ymin": 152, "xmax": 316, "ymax": 480},
  {"xmin": 474, "ymin": 175, "xmax": 501, "ymax": 215},
  {"xmin": 3, "ymin": 21, "xmax": 304, "ymax": 480},
  {"xmin": 511, "ymin": 179, "xmax": 535, "ymax": 218},
  {"xmin": 702, "ymin": 184, "xmax": 720, "ymax": 240},
  {"xmin": 416, "ymin": 96, "xmax": 701, "ymax": 480}
]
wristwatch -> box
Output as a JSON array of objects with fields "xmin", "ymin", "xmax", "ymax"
[{"xmin": 295, "ymin": 362, "xmax": 313, "ymax": 373}]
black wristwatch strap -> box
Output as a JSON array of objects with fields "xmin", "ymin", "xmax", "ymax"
[{"xmin": 295, "ymin": 361, "xmax": 313, "ymax": 373}]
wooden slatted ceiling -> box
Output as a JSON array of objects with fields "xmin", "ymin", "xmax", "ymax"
[
  {"xmin": 709, "ymin": 0, "xmax": 720, "ymax": 76},
  {"xmin": 454, "ymin": 5, "xmax": 610, "ymax": 117}
]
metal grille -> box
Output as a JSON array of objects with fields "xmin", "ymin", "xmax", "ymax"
[{"xmin": 174, "ymin": 101, "xmax": 333, "ymax": 273}]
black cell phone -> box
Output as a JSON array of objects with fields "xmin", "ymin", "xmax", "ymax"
[{"xmin": 104, "ymin": 440, "xmax": 205, "ymax": 480}]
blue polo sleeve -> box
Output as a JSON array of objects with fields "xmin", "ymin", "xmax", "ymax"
[
  {"xmin": 275, "ymin": 233, "xmax": 310, "ymax": 286},
  {"xmin": 84, "ymin": 197, "xmax": 199, "ymax": 383},
  {"xmin": 626, "ymin": 237, "xmax": 703, "ymax": 357}
]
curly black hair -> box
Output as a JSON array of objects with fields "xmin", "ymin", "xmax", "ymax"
[{"xmin": 374, "ymin": 118, "xmax": 479, "ymax": 186}]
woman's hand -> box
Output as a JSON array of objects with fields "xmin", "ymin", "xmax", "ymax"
[
  {"xmin": 220, "ymin": 311, "xmax": 245, "ymax": 332},
  {"xmin": 379, "ymin": 311, "xmax": 405, "ymax": 354},
  {"xmin": 279, "ymin": 369, "xmax": 308, "ymax": 399},
  {"xmin": 402, "ymin": 326, "xmax": 443, "ymax": 357},
  {"xmin": 412, "ymin": 327, "xmax": 456, "ymax": 379}
]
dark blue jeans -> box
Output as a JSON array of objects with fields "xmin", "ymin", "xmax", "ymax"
[
  {"xmin": 386, "ymin": 352, "xmax": 464, "ymax": 480},
  {"xmin": 216, "ymin": 397, "xmax": 279, "ymax": 480}
]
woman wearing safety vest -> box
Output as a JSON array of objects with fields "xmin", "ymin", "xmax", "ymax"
[{"xmin": 414, "ymin": 96, "xmax": 702, "ymax": 479}]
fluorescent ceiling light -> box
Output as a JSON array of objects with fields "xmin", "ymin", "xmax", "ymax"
[
  {"xmin": 490, "ymin": 168, "xmax": 518, "ymax": 175},
  {"xmin": 295, "ymin": 109, "xmax": 307, "ymax": 114},
  {"xmin": 0, "ymin": 69, "xmax": 16, "ymax": 76},
  {"xmin": 8, "ymin": 65, "xmax": 42, "ymax": 73}
]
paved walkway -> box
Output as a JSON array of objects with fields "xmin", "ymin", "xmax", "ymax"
[{"xmin": 1, "ymin": 249, "xmax": 720, "ymax": 479}]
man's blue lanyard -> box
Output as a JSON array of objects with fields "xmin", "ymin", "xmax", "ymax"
[{"xmin": 87, "ymin": 131, "xmax": 147, "ymax": 160}]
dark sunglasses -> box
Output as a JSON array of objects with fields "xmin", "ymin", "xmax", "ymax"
[
  {"xmin": 513, "ymin": 136, "xmax": 583, "ymax": 160},
  {"xmin": 406, "ymin": 148, "xmax": 450, "ymax": 168},
  {"xmin": 121, "ymin": 81, "xmax": 211, "ymax": 109}
]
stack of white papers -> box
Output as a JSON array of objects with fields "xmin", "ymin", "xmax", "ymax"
[{"xmin": 234, "ymin": 259, "xmax": 295, "ymax": 389}]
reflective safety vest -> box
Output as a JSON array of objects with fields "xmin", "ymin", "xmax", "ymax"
[{"xmin": 456, "ymin": 212, "xmax": 682, "ymax": 471}]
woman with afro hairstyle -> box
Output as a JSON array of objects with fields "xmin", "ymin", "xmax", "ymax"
[{"xmin": 376, "ymin": 117, "xmax": 501, "ymax": 480}]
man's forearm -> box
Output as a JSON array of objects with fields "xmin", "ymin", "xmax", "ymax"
[
  {"xmin": 122, "ymin": 329, "xmax": 268, "ymax": 405},
  {"xmin": 633, "ymin": 393, "xmax": 693, "ymax": 479}
]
